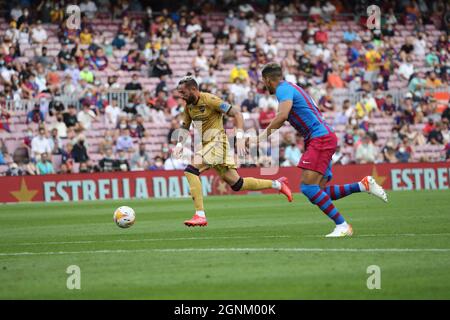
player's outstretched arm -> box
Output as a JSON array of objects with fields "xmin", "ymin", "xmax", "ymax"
[
  {"xmin": 226, "ymin": 105, "xmax": 245, "ymax": 132},
  {"xmin": 259, "ymin": 100, "xmax": 293, "ymax": 141},
  {"xmin": 226, "ymin": 105, "xmax": 246, "ymax": 156},
  {"xmin": 172, "ymin": 110, "xmax": 192, "ymax": 159}
]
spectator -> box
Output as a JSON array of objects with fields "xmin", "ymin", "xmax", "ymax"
[
  {"xmin": 355, "ymin": 135, "xmax": 378, "ymax": 163},
  {"xmin": 36, "ymin": 152, "xmax": 55, "ymax": 175},
  {"xmin": 400, "ymin": 37, "xmax": 415, "ymax": 55},
  {"xmin": 6, "ymin": 162, "xmax": 23, "ymax": 176},
  {"xmin": 116, "ymin": 128, "xmax": 134, "ymax": 153},
  {"xmin": 27, "ymin": 104, "xmax": 44, "ymax": 124},
  {"xmin": 71, "ymin": 135, "xmax": 89, "ymax": 163},
  {"xmin": 364, "ymin": 44, "xmax": 381, "ymax": 83},
  {"xmin": 104, "ymin": 98, "xmax": 122, "ymax": 128},
  {"xmin": 64, "ymin": 59, "xmax": 81, "ymax": 84},
  {"xmin": 164, "ymin": 153, "xmax": 187, "ymax": 170},
  {"xmin": 243, "ymin": 19, "xmax": 257, "ymax": 43},
  {"xmin": 10, "ymin": 4, "xmax": 23, "ymax": 22},
  {"xmin": 381, "ymin": 94, "xmax": 397, "ymax": 116},
  {"xmin": 98, "ymin": 130, "xmax": 115, "ymax": 155},
  {"xmin": 78, "ymin": 161, "xmax": 91, "ymax": 173},
  {"xmin": 366, "ymin": 122, "xmax": 378, "ymax": 144},
  {"xmin": 309, "ymin": 1, "xmax": 322, "ymax": 21},
  {"xmin": 48, "ymin": 128, "xmax": 63, "ymax": 155},
  {"xmin": 31, "ymin": 20, "xmax": 48, "ymax": 44},
  {"xmin": 149, "ymin": 156, "xmax": 164, "ymax": 170},
  {"xmin": 258, "ymin": 91, "xmax": 278, "ymax": 111},
  {"xmin": 230, "ymin": 63, "xmax": 249, "ymax": 83},
  {"xmin": 382, "ymin": 140, "xmax": 398, "ymax": 163},
  {"xmin": 423, "ymin": 118, "xmax": 436, "ymax": 136},
  {"xmin": 188, "ymin": 30, "xmax": 205, "ymax": 51},
  {"xmin": 0, "ymin": 139, "xmax": 9, "ymax": 165},
  {"xmin": 395, "ymin": 142, "xmax": 412, "ymax": 163},
  {"xmin": 334, "ymin": 100, "xmax": 351, "ymax": 125},
  {"xmin": 425, "ymin": 71, "xmax": 443, "ymax": 88},
  {"xmin": 125, "ymin": 74, "xmax": 143, "ymax": 91},
  {"xmin": 79, "ymin": 65, "xmax": 94, "ymax": 83},
  {"xmin": 355, "ymin": 93, "xmax": 377, "ymax": 119},
  {"xmin": 442, "ymin": 119, "xmax": 450, "ymax": 144},
  {"xmin": 130, "ymin": 143, "xmax": 151, "ymax": 171},
  {"xmin": 398, "ymin": 56, "xmax": 415, "ymax": 81},
  {"xmin": 428, "ymin": 122, "xmax": 445, "ymax": 144},
  {"xmin": 123, "ymin": 98, "xmax": 139, "ymax": 117},
  {"xmin": 322, "ymin": 1, "xmax": 337, "ymax": 21},
  {"xmin": 99, "ymin": 147, "xmax": 116, "ymax": 172},
  {"xmin": 259, "ymin": 105, "xmax": 276, "ymax": 129},
  {"xmin": 284, "ymin": 137, "xmax": 302, "ymax": 166},
  {"xmin": 446, "ymin": 143, "xmax": 450, "ymax": 161},
  {"xmin": 59, "ymin": 163, "xmax": 70, "ymax": 174},
  {"xmin": 150, "ymin": 55, "xmax": 172, "ymax": 78},
  {"xmin": 63, "ymin": 105, "xmax": 79, "ymax": 129},
  {"xmin": 229, "ymin": 78, "xmax": 250, "ymax": 107},
  {"xmin": 79, "ymin": 26, "xmax": 93, "ymax": 45},
  {"xmin": 192, "ymin": 48, "xmax": 209, "ymax": 72},
  {"xmin": 129, "ymin": 116, "xmax": 145, "ymax": 138},
  {"xmin": 21, "ymin": 158, "xmax": 37, "ymax": 175},
  {"xmin": 0, "ymin": 107, "xmax": 12, "ymax": 132},
  {"xmin": 116, "ymin": 150, "xmax": 130, "ymax": 171},
  {"xmin": 80, "ymin": 0, "xmax": 98, "ymax": 19},
  {"xmin": 89, "ymin": 48, "xmax": 108, "ymax": 71},
  {"xmin": 57, "ymin": 42, "xmax": 74, "ymax": 70},
  {"xmin": 77, "ymin": 104, "xmax": 96, "ymax": 130},
  {"xmin": 135, "ymin": 30, "xmax": 150, "ymax": 51},
  {"xmin": 265, "ymin": 5, "xmax": 276, "ymax": 29},
  {"xmin": 120, "ymin": 50, "xmax": 140, "ymax": 71},
  {"xmin": 327, "ymin": 63, "xmax": 345, "ymax": 88},
  {"xmin": 314, "ymin": 24, "xmax": 328, "ymax": 44},
  {"xmin": 241, "ymin": 92, "xmax": 258, "ymax": 113},
  {"xmin": 31, "ymin": 127, "xmax": 52, "ymax": 159},
  {"xmin": 262, "ymin": 36, "xmax": 279, "ymax": 60},
  {"xmin": 34, "ymin": 46, "xmax": 54, "ymax": 68}
]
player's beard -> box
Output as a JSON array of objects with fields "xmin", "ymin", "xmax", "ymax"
[{"xmin": 184, "ymin": 94, "xmax": 196, "ymax": 105}]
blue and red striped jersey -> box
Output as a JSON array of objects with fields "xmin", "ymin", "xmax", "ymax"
[{"xmin": 275, "ymin": 81, "xmax": 333, "ymax": 141}]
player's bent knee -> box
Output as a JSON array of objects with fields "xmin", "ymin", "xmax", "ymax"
[
  {"xmin": 184, "ymin": 165, "xmax": 200, "ymax": 176},
  {"xmin": 301, "ymin": 183, "xmax": 321, "ymax": 202},
  {"xmin": 231, "ymin": 177, "xmax": 244, "ymax": 191}
]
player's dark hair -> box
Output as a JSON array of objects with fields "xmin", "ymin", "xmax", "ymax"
[
  {"xmin": 177, "ymin": 76, "xmax": 199, "ymax": 90},
  {"xmin": 261, "ymin": 63, "xmax": 283, "ymax": 79}
]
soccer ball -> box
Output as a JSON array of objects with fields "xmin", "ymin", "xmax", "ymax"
[{"xmin": 113, "ymin": 206, "xmax": 136, "ymax": 228}]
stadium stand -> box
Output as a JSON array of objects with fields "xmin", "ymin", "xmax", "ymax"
[{"xmin": 0, "ymin": 0, "xmax": 449, "ymax": 176}]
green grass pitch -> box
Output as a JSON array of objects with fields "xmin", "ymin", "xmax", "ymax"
[{"xmin": 0, "ymin": 190, "xmax": 449, "ymax": 299}]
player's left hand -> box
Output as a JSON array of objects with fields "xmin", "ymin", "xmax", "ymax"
[{"xmin": 236, "ymin": 137, "xmax": 247, "ymax": 157}]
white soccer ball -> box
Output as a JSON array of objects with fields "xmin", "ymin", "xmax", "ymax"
[{"xmin": 113, "ymin": 206, "xmax": 136, "ymax": 228}]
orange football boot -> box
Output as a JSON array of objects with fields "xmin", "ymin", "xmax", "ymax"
[
  {"xmin": 184, "ymin": 214, "xmax": 208, "ymax": 227},
  {"xmin": 277, "ymin": 176, "xmax": 293, "ymax": 202}
]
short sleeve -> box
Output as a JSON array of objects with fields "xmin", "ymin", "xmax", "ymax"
[
  {"xmin": 276, "ymin": 84, "xmax": 294, "ymax": 102},
  {"xmin": 208, "ymin": 93, "xmax": 232, "ymax": 114}
]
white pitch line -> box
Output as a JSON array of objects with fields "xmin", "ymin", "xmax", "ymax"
[
  {"xmin": 8, "ymin": 235, "xmax": 291, "ymax": 246},
  {"xmin": 305, "ymin": 233, "xmax": 450, "ymax": 238},
  {"xmin": 6, "ymin": 233, "xmax": 450, "ymax": 246},
  {"xmin": 1, "ymin": 247, "xmax": 450, "ymax": 257}
]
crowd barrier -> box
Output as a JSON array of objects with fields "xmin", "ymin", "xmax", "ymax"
[{"xmin": 1, "ymin": 162, "xmax": 449, "ymax": 203}]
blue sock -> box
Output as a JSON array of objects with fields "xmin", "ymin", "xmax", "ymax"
[
  {"xmin": 301, "ymin": 184, "xmax": 346, "ymax": 225},
  {"xmin": 324, "ymin": 183, "xmax": 362, "ymax": 200}
]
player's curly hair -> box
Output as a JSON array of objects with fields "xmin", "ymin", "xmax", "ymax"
[
  {"xmin": 177, "ymin": 75, "xmax": 199, "ymax": 89},
  {"xmin": 261, "ymin": 62, "xmax": 283, "ymax": 79}
]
